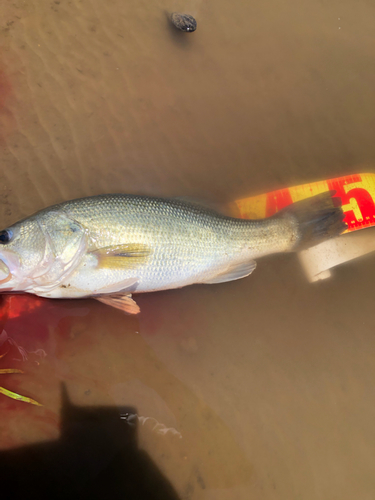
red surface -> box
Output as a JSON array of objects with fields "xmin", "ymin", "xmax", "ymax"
[
  {"xmin": 0, "ymin": 295, "xmax": 92, "ymax": 447},
  {"xmin": 265, "ymin": 188, "xmax": 293, "ymax": 217}
]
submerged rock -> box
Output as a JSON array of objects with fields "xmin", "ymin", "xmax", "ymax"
[{"xmin": 170, "ymin": 13, "xmax": 197, "ymax": 32}]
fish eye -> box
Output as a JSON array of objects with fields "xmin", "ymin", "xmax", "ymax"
[{"xmin": 0, "ymin": 230, "xmax": 13, "ymax": 244}]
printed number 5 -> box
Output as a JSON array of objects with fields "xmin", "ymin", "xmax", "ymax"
[{"xmin": 328, "ymin": 178, "xmax": 375, "ymax": 228}]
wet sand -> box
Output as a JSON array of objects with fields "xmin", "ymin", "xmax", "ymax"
[{"xmin": 1, "ymin": 0, "xmax": 375, "ymax": 498}]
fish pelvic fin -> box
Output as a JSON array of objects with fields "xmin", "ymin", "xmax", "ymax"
[
  {"xmin": 95, "ymin": 293, "xmax": 140, "ymax": 314},
  {"xmin": 276, "ymin": 191, "xmax": 347, "ymax": 251}
]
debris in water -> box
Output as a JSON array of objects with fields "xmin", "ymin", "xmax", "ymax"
[
  {"xmin": 0, "ymin": 368, "xmax": 42, "ymax": 406},
  {"xmin": 170, "ymin": 13, "xmax": 197, "ymax": 32},
  {"xmin": 0, "ymin": 331, "xmax": 42, "ymax": 406}
]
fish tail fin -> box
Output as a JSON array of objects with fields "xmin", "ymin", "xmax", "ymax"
[{"xmin": 277, "ymin": 191, "xmax": 347, "ymax": 251}]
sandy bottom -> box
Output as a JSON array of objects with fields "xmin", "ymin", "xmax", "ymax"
[{"xmin": 1, "ymin": 0, "xmax": 375, "ymax": 498}]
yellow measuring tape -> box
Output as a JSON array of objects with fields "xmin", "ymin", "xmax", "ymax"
[
  {"xmin": 233, "ymin": 173, "xmax": 375, "ymax": 233},
  {"xmin": 232, "ymin": 173, "xmax": 375, "ymax": 282}
]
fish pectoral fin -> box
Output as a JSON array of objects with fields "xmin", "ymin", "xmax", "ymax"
[
  {"xmin": 92, "ymin": 243, "xmax": 152, "ymax": 270},
  {"xmin": 95, "ymin": 293, "xmax": 140, "ymax": 315},
  {"xmin": 203, "ymin": 260, "xmax": 257, "ymax": 284}
]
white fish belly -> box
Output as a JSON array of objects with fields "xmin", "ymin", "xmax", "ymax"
[{"xmin": 39, "ymin": 245, "xmax": 252, "ymax": 299}]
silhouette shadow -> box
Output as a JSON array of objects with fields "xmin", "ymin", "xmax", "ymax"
[{"xmin": 0, "ymin": 384, "xmax": 180, "ymax": 500}]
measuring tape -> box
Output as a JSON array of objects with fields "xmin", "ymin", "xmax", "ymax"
[{"xmin": 233, "ymin": 173, "xmax": 375, "ymax": 281}]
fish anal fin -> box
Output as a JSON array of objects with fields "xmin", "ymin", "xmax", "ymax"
[
  {"xmin": 203, "ymin": 260, "xmax": 257, "ymax": 284},
  {"xmin": 95, "ymin": 294, "xmax": 140, "ymax": 315},
  {"xmin": 92, "ymin": 243, "xmax": 152, "ymax": 270}
]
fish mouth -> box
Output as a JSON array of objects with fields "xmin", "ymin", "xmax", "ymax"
[{"xmin": 0, "ymin": 259, "xmax": 12, "ymax": 285}]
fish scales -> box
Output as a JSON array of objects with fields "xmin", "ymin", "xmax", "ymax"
[
  {"xmin": 59, "ymin": 195, "xmax": 286, "ymax": 285},
  {"xmin": 0, "ymin": 192, "xmax": 346, "ymax": 313}
]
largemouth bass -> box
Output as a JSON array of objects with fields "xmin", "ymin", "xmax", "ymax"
[{"xmin": 0, "ymin": 192, "xmax": 346, "ymax": 314}]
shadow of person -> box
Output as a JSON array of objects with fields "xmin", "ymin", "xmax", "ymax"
[
  {"xmin": 1, "ymin": 295, "xmax": 253, "ymax": 494},
  {"xmin": 0, "ymin": 383, "xmax": 180, "ymax": 500}
]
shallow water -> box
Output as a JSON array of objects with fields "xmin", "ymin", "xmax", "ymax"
[{"xmin": 1, "ymin": 0, "xmax": 375, "ymax": 498}]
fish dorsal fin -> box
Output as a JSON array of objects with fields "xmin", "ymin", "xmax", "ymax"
[
  {"xmin": 95, "ymin": 294, "xmax": 140, "ymax": 315},
  {"xmin": 92, "ymin": 243, "xmax": 152, "ymax": 270},
  {"xmin": 171, "ymin": 197, "xmax": 229, "ymax": 215},
  {"xmin": 203, "ymin": 260, "xmax": 257, "ymax": 284}
]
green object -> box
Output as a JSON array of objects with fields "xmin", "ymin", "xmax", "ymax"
[{"xmin": 0, "ymin": 368, "xmax": 42, "ymax": 406}]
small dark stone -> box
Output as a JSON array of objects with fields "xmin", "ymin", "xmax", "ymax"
[{"xmin": 170, "ymin": 13, "xmax": 197, "ymax": 32}]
